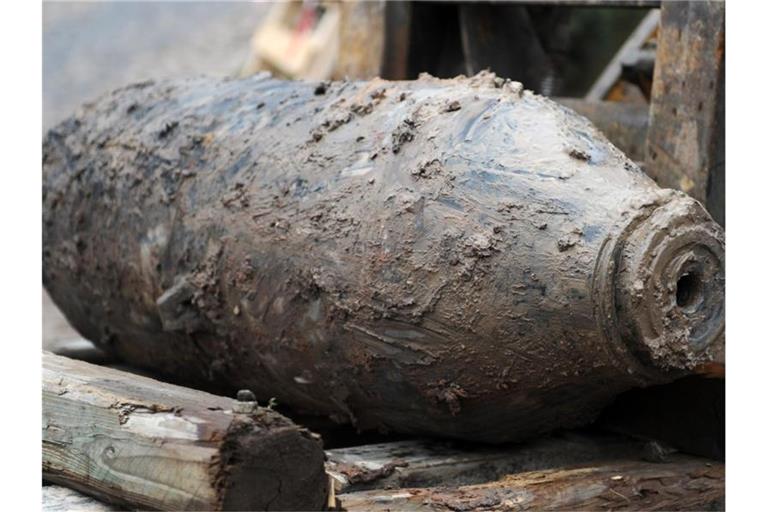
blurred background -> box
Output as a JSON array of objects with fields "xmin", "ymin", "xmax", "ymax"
[
  {"xmin": 43, "ymin": 1, "xmax": 654, "ymax": 129},
  {"xmin": 44, "ymin": 2, "xmax": 270, "ymax": 129}
]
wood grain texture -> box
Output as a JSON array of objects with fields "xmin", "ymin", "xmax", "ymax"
[
  {"xmin": 337, "ymin": 456, "xmax": 724, "ymax": 511},
  {"xmin": 645, "ymin": 0, "xmax": 725, "ymax": 225},
  {"xmin": 326, "ymin": 432, "xmax": 645, "ymax": 494},
  {"xmin": 42, "ymin": 352, "xmax": 327, "ymax": 511}
]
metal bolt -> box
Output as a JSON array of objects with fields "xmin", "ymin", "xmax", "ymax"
[
  {"xmin": 234, "ymin": 389, "xmax": 257, "ymax": 414},
  {"xmin": 237, "ymin": 389, "xmax": 256, "ymax": 402}
]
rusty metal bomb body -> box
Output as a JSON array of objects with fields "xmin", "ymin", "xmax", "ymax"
[{"xmin": 43, "ymin": 73, "xmax": 725, "ymax": 443}]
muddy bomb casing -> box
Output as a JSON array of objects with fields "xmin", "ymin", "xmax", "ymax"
[{"xmin": 43, "ymin": 73, "xmax": 724, "ymax": 442}]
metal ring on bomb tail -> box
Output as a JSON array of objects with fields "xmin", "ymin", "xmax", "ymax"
[
  {"xmin": 593, "ymin": 190, "xmax": 725, "ymax": 379},
  {"xmin": 615, "ymin": 194, "xmax": 725, "ymax": 370}
]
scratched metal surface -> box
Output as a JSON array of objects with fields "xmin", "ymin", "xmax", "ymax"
[{"xmin": 42, "ymin": 1, "xmax": 271, "ymax": 352}]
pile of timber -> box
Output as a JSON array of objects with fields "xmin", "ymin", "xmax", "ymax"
[
  {"xmin": 42, "ymin": 352, "xmax": 328, "ymax": 511},
  {"xmin": 43, "ymin": 352, "xmax": 724, "ymax": 511}
]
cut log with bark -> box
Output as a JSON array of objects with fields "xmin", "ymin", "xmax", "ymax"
[
  {"xmin": 43, "ymin": 72, "xmax": 724, "ymax": 443},
  {"xmin": 325, "ymin": 432, "xmax": 645, "ymax": 494},
  {"xmin": 336, "ymin": 456, "xmax": 724, "ymax": 511},
  {"xmin": 42, "ymin": 352, "xmax": 328, "ymax": 511}
]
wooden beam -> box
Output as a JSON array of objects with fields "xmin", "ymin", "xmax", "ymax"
[
  {"xmin": 326, "ymin": 432, "xmax": 645, "ymax": 494},
  {"xmin": 337, "ymin": 456, "xmax": 724, "ymax": 511},
  {"xmin": 333, "ymin": 0, "xmax": 386, "ymax": 80},
  {"xmin": 645, "ymin": 0, "xmax": 725, "ymax": 225},
  {"xmin": 42, "ymin": 352, "xmax": 328, "ymax": 511},
  {"xmin": 380, "ymin": 0, "xmax": 412, "ymax": 80}
]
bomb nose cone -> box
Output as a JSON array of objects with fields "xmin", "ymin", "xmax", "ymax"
[{"xmin": 614, "ymin": 195, "xmax": 725, "ymax": 371}]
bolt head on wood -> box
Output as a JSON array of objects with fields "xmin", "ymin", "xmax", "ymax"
[{"xmin": 236, "ymin": 389, "xmax": 256, "ymax": 402}]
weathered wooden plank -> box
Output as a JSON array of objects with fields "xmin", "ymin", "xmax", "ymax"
[
  {"xmin": 645, "ymin": 0, "xmax": 725, "ymax": 225},
  {"xmin": 337, "ymin": 456, "xmax": 724, "ymax": 511},
  {"xmin": 325, "ymin": 432, "xmax": 645, "ymax": 494},
  {"xmin": 333, "ymin": 0, "xmax": 385, "ymax": 80},
  {"xmin": 42, "ymin": 352, "xmax": 328, "ymax": 511},
  {"xmin": 42, "ymin": 485, "xmax": 118, "ymax": 512}
]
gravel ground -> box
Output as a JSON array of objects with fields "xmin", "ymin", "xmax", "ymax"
[{"xmin": 43, "ymin": 1, "xmax": 272, "ymax": 346}]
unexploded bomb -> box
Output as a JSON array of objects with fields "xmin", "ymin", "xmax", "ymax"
[{"xmin": 43, "ymin": 73, "xmax": 724, "ymax": 443}]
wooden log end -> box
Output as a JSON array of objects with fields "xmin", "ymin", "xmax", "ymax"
[
  {"xmin": 216, "ymin": 415, "xmax": 328, "ymax": 511},
  {"xmin": 43, "ymin": 353, "xmax": 328, "ymax": 511}
]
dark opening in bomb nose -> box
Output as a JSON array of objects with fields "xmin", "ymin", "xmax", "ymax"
[
  {"xmin": 676, "ymin": 271, "xmax": 703, "ymax": 311},
  {"xmin": 610, "ymin": 193, "xmax": 724, "ymax": 372}
]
